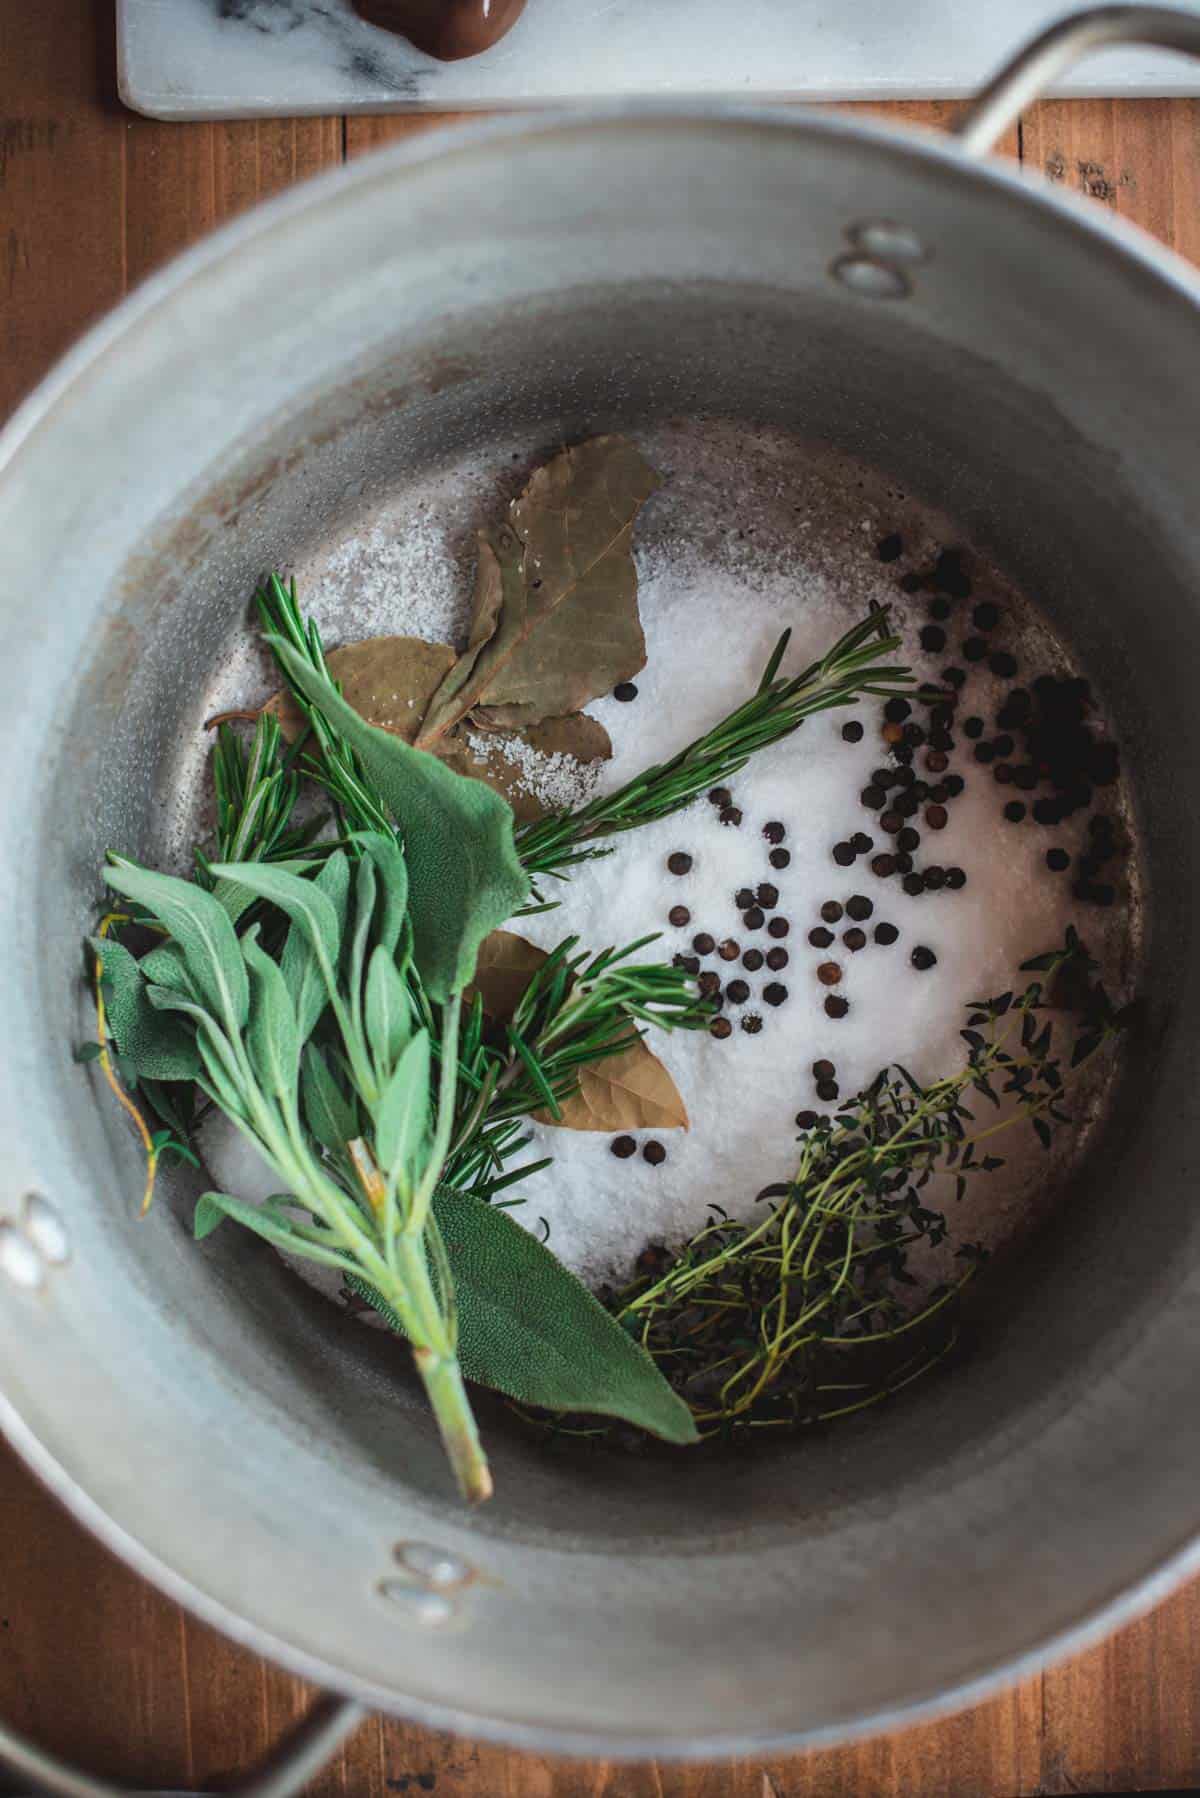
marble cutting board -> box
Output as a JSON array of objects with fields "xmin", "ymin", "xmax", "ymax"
[{"xmin": 118, "ymin": 0, "xmax": 1200, "ymax": 118}]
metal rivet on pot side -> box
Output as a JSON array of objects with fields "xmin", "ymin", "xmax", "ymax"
[
  {"xmin": 394, "ymin": 1541, "xmax": 473, "ymax": 1588},
  {"xmin": 22, "ymin": 1193, "xmax": 69, "ymax": 1265},
  {"xmin": 0, "ymin": 1221, "xmax": 43, "ymax": 1290},
  {"xmin": 830, "ymin": 254, "xmax": 910, "ymax": 300},
  {"xmin": 376, "ymin": 1580, "xmax": 455, "ymax": 1626},
  {"xmin": 848, "ymin": 219, "xmax": 929, "ymax": 263}
]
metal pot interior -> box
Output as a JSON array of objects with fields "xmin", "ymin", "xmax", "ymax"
[{"xmin": 2, "ymin": 114, "xmax": 1200, "ymax": 1752}]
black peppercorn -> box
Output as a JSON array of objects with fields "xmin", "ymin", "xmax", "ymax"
[
  {"xmin": 899, "ymin": 571, "xmax": 923, "ymax": 594},
  {"xmin": 763, "ymin": 983, "xmax": 788, "ymax": 1007},
  {"xmin": 1033, "ymin": 797, "xmax": 1061, "ymax": 825},
  {"xmin": 816, "ymin": 1078, "xmax": 839, "ymax": 1102},
  {"xmin": 767, "ymin": 916, "xmax": 790, "ymax": 940},
  {"xmin": 861, "ymin": 784, "xmax": 887, "ymax": 810},
  {"xmin": 945, "ymin": 867, "xmax": 967, "ymax": 890},
  {"xmin": 851, "ymin": 832, "xmax": 874, "ymax": 854},
  {"xmin": 1004, "ymin": 800, "xmax": 1026, "ymax": 822},
  {"xmin": 1013, "ymin": 766, "xmax": 1038, "ymax": 790},
  {"xmin": 972, "ymin": 601, "xmax": 999, "ymax": 631},
  {"xmin": 719, "ymin": 805, "xmax": 743, "ymax": 828},
  {"xmin": 842, "ymin": 720, "xmax": 864, "ymax": 743},
  {"xmin": 943, "ymin": 666, "xmax": 967, "ymax": 688},
  {"xmin": 668, "ymin": 905, "xmax": 691, "ymax": 927},
  {"xmin": 743, "ymin": 947, "xmax": 765, "ymax": 971},
  {"xmin": 845, "ymin": 894, "xmax": 873, "ymax": 921},
  {"xmin": 897, "ymin": 827, "xmax": 921, "ymax": 853},
  {"xmin": 833, "ymin": 841, "xmax": 856, "ymax": 865},
  {"xmin": 809, "ymin": 927, "xmax": 834, "ymax": 948},
  {"xmin": 710, "ymin": 1016, "xmax": 733, "ymax": 1040},
  {"xmin": 989, "ymin": 650, "xmax": 1018, "ymax": 678},
  {"xmin": 974, "ymin": 742, "xmax": 995, "ymax": 765},
  {"xmin": 880, "ymin": 812, "xmax": 902, "ymax": 836},
  {"xmin": 614, "ymin": 681, "xmax": 639, "ymax": 702},
  {"xmin": 871, "ymin": 853, "xmax": 897, "ymax": 878},
  {"xmin": 1047, "ymin": 847, "xmax": 1070, "ymax": 871},
  {"xmin": 874, "ymin": 921, "xmax": 900, "ymax": 945},
  {"xmin": 894, "ymin": 852, "xmax": 914, "ymax": 874},
  {"xmin": 813, "ymin": 1059, "xmax": 836, "ymax": 1080},
  {"xmin": 741, "ymin": 1014, "xmax": 764, "ymax": 1034},
  {"xmin": 735, "ymin": 886, "xmax": 755, "ymax": 909},
  {"xmin": 923, "ymin": 866, "xmax": 946, "ymax": 891},
  {"xmin": 877, "ymin": 533, "xmax": 903, "ymax": 562},
  {"xmin": 763, "ymin": 821, "xmax": 786, "ymax": 844},
  {"xmin": 963, "ymin": 716, "xmax": 984, "ymax": 738},
  {"xmin": 795, "ymin": 1109, "xmax": 819, "ymax": 1129},
  {"xmin": 693, "ymin": 933, "xmax": 715, "ymax": 955},
  {"xmin": 885, "ymin": 697, "xmax": 912, "ymax": 723},
  {"xmin": 929, "ymin": 597, "xmax": 952, "ymax": 622},
  {"xmin": 992, "ymin": 733, "xmax": 1014, "ymax": 757},
  {"xmin": 769, "ymin": 848, "xmax": 791, "ymax": 870},
  {"xmin": 843, "ymin": 928, "xmax": 867, "ymax": 952},
  {"xmin": 708, "ymin": 786, "xmax": 732, "ymax": 807},
  {"xmin": 925, "ymin": 804, "xmax": 948, "ymax": 831},
  {"xmin": 766, "ymin": 946, "xmax": 789, "ymax": 971},
  {"xmin": 902, "ymin": 872, "xmax": 925, "ymax": 896},
  {"xmin": 820, "ymin": 900, "xmax": 844, "ymax": 923},
  {"xmin": 920, "ymin": 624, "xmax": 947, "ymax": 652},
  {"xmin": 673, "ymin": 953, "xmax": 701, "ymax": 974},
  {"xmin": 963, "ymin": 637, "xmax": 988, "ymax": 662},
  {"xmin": 726, "ymin": 978, "xmax": 751, "ymax": 1003},
  {"xmin": 643, "ymin": 1140, "xmax": 667, "ymax": 1166},
  {"xmin": 911, "ymin": 945, "xmax": 938, "ymax": 970},
  {"xmin": 611, "ymin": 1135, "xmax": 637, "ymax": 1158},
  {"xmin": 825, "ymin": 995, "xmax": 850, "ymax": 1019},
  {"xmin": 926, "ymin": 751, "xmax": 949, "ymax": 774},
  {"xmin": 743, "ymin": 906, "xmax": 765, "ymax": 930},
  {"xmin": 718, "ymin": 938, "xmax": 740, "ymax": 961},
  {"xmin": 667, "ymin": 852, "xmax": 692, "ymax": 875},
  {"xmin": 756, "ymin": 883, "xmax": 779, "ymax": 908},
  {"xmin": 698, "ymin": 970, "xmax": 721, "ymax": 997},
  {"xmin": 994, "ymin": 764, "xmax": 1014, "ymax": 785},
  {"xmin": 817, "ymin": 962, "xmax": 842, "ymax": 986},
  {"xmin": 944, "ymin": 774, "xmax": 966, "ymax": 797}
]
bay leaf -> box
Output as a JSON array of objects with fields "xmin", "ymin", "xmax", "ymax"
[
  {"xmin": 265, "ymin": 636, "xmax": 456, "ymax": 746},
  {"xmin": 417, "ymin": 437, "xmax": 660, "ymax": 746},
  {"xmin": 539, "ymin": 1038, "xmax": 689, "ymax": 1133},
  {"xmin": 463, "ymin": 927, "xmax": 548, "ymax": 1022},
  {"xmin": 467, "ymin": 929, "xmax": 689, "ymax": 1136},
  {"xmin": 439, "ymin": 710, "xmax": 611, "ymax": 824}
]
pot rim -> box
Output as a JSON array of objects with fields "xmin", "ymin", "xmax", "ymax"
[{"xmin": 4, "ymin": 102, "xmax": 1199, "ymax": 1758}]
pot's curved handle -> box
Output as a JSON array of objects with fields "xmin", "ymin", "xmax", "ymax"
[
  {"xmin": 0, "ymin": 1690, "xmax": 365, "ymax": 1798},
  {"xmin": 956, "ymin": 4, "xmax": 1200, "ymax": 155}
]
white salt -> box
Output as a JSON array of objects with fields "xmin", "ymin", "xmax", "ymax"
[
  {"xmin": 465, "ymin": 728, "xmax": 601, "ymax": 813},
  {"xmin": 197, "ymin": 420, "xmax": 1133, "ymax": 1300}
]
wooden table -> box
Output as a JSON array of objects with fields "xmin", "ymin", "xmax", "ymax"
[{"xmin": 5, "ymin": 5, "xmax": 1200, "ymax": 1793}]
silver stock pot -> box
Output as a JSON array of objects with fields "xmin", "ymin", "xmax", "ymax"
[{"xmin": 3, "ymin": 8, "xmax": 1200, "ymax": 1791}]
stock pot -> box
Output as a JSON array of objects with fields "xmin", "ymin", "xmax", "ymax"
[{"xmin": 2, "ymin": 8, "xmax": 1200, "ymax": 1789}]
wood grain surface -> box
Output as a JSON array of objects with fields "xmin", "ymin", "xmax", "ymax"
[{"xmin": 3, "ymin": 4, "xmax": 1200, "ymax": 1792}]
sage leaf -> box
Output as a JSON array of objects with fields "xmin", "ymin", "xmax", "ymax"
[
  {"xmin": 208, "ymin": 857, "xmax": 344, "ymax": 1003},
  {"xmin": 374, "ymin": 1031, "xmax": 432, "ymax": 1192},
  {"xmin": 281, "ymin": 850, "xmax": 352, "ymax": 1045},
  {"xmin": 353, "ymin": 831, "xmax": 409, "ymax": 961},
  {"xmin": 263, "ymin": 639, "xmax": 529, "ymax": 1000},
  {"xmin": 418, "ymin": 438, "xmax": 660, "ymax": 744},
  {"xmin": 364, "ymin": 945, "xmax": 412, "ymax": 1080},
  {"xmin": 90, "ymin": 937, "xmax": 202, "ymax": 1083},
  {"xmin": 242, "ymin": 927, "xmax": 299, "ymax": 1103},
  {"xmin": 359, "ymin": 1185, "xmax": 698, "ymax": 1444},
  {"xmin": 194, "ymin": 1191, "xmax": 355, "ymax": 1273},
  {"xmin": 301, "ymin": 1044, "xmax": 360, "ymax": 1154},
  {"xmin": 103, "ymin": 859, "xmax": 249, "ymax": 1033}
]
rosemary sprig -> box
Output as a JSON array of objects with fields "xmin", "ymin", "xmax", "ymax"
[
  {"xmin": 610, "ymin": 931, "xmax": 1120, "ymax": 1436},
  {"xmin": 515, "ymin": 609, "xmax": 916, "ymax": 883}
]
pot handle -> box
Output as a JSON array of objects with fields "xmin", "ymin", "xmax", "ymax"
[
  {"xmin": 0, "ymin": 1690, "xmax": 365, "ymax": 1798},
  {"xmin": 955, "ymin": 4, "xmax": 1200, "ymax": 154}
]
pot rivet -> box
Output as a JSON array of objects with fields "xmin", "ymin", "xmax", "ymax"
[
  {"xmin": 394, "ymin": 1541, "xmax": 473, "ymax": 1588},
  {"xmin": 22, "ymin": 1194, "xmax": 69, "ymax": 1265},
  {"xmin": 849, "ymin": 220, "xmax": 928, "ymax": 263},
  {"xmin": 377, "ymin": 1579, "xmax": 454, "ymax": 1625},
  {"xmin": 831, "ymin": 255, "xmax": 910, "ymax": 300},
  {"xmin": 0, "ymin": 1222, "xmax": 44, "ymax": 1291}
]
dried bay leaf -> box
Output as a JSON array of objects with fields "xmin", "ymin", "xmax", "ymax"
[
  {"xmin": 540, "ymin": 1040, "xmax": 689, "ymax": 1134},
  {"xmin": 265, "ymin": 636, "xmax": 456, "ymax": 745},
  {"xmin": 467, "ymin": 927, "xmax": 689, "ymax": 1135},
  {"xmin": 417, "ymin": 436, "xmax": 660, "ymax": 746},
  {"xmin": 441, "ymin": 711, "xmax": 611, "ymax": 824},
  {"xmin": 464, "ymin": 927, "xmax": 548, "ymax": 1021}
]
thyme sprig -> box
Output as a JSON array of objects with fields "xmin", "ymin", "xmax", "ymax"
[{"xmin": 611, "ymin": 930, "xmax": 1120, "ymax": 1436}]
